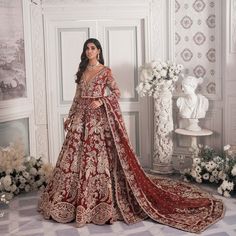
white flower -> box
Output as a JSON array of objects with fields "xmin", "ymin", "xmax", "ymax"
[
  {"xmin": 18, "ymin": 165, "xmax": 26, "ymax": 171},
  {"xmin": 137, "ymin": 60, "xmax": 183, "ymax": 97},
  {"xmin": 140, "ymin": 69, "xmax": 151, "ymax": 81},
  {"xmin": 205, "ymin": 164, "xmax": 212, "ymax": 172},
  {"xmin": 213, "ymin": 156, "xmax": 223, "ymax": 164},
  {"xmin": 209, "ymin": 175, "xmax": 215, "ymax": 183},
  {"xmin": 217, "ymin": 186, "xmax": 223, "ymax": 195},
  {"xmin": 173, "ymin": 76, "xmax": 178, "ymax": 81},
  {"xmin": 3, "ymin": 175, "xmax": 12, "ymax": 187},
  {"xmin": 11, "ymin": 184, "xmax": 17, "ymax": 192},
  {"xmin": 177, "ymin": 64, "xmax": 184, "ymax": 70},
  {"xmin": 223, "ymin": 144, "xmax": 231, "ymax": 151},
  {"xmin": 14, "ymin": 188, "xmax": 20, "ymax": 195},
  {"xmin": 4, "ymin": 192, "xmax": 13, "ymax": 201},
  {"xmin": 4, "ymin": 185, "xmax": 12, "ymax": 192},
  {"xmin": 212, "ymin": 169, "xmax": 219, "ymax": 177},
  {"xmin": 39, "ymin": 185, "xmax": 45, "ymax": 191},
  {"xmin": 19, "ymin": 176, "xmax": 26, "ymax": 184},
  {"xmin": 200, "ymin": 162, "xmax": 206, "ymax": 167},
  {"xmin": 160, "ymin": 69, "xmax": 167, "ymax": 77},
  {"xmin": 169, "ymin": 71, "xmax": 174, "ymax": 78},
  {"xmin": 30, "ymin": 168, "xmax": 37, "ymax": 176},
  {"xmin": 22, "ymin": 171, "xmax": 30, "ymax": 179},
  {"xmin": 193, "ymin": 158, "xmax": 201, "ymax": 165},
  {"xmin": 205, "ymin": 161, "xmax": 217, "ymax": 172},
  {"xmin": 203, "ymin": 173, "xmax": 209, "ymax": 180},
  {"xmin": 227, "ymin": 181, "xmax": 234, "ymax": 191},
  {"xmin": 221, "ymin": 180, "xmax": 234, "ymax": 191},
  {"xmin": 231, "ymin": 165, "xmax": 236, "ymax": 176},
  {"xmin": 223, "ymin": 190, "xmax": 231, "ymax": 198},
  {"xmin": 196, "ymin": 177, "xmax": 202, "ymax": 183},
  {"xmin": 36, "ymin": 179, "xmax": 43, "ymax": 187},
  {"xmin": 195, "ymin": 165, "xmax": 202, "ymax": 173},
  {"xmin": 198, "ymin": 144, "xmax": 203, "ymax": 148},
  {"xmin": 144, "ymin": 82, "xmax": 152, "ymax": 91},
  {"xmin": 136, "ymin": 83, "xmax": 144, "ymax": 93},
  {"xmin": 209, "ymin": 161, "xmax": 217, "ymax": 169},
  {"xmin": 25, "ymin": 185, "xmax": 31, "ymax": 192},
  {"xmin": 183, "ymin": 168, "xmax": 191, "ymax": 175},
  {"xmin": 218, "ymin": 170, "xmax": 226, "ymax": 180},
  {"xmin": 29, "ymin": 157, "xmax": 37, "ymax": 166},
  {"xmin": 190, "ymin": 170, "xmax": 197, "ymax": 178},
  {"xmin": 19, "ymin": 183, "xmax": 25, "ymax": 189}
]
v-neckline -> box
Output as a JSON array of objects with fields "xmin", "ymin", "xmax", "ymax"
[{"xmin": 83, "ymin": 66, "xmax": 107, "ymax": 86}]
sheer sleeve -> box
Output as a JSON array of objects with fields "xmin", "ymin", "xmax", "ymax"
[
  {"xmin": 106, "ymin": 69, "xmax": 121, "ymax": 99},
  {"xmin": 68, "ymin": 83, "xmax": 80, "ymax": 119}
]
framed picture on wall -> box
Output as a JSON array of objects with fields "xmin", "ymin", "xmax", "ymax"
[
  {"xmin": 0, "ymin": 117, "xmax": 30, "ymax": 155},
  {"xmin": 0, "ymin": 0, "xmax": 27, "ymax": 101}
]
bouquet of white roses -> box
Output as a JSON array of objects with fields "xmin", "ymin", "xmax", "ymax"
[
  {"xmin": 183, "ymin": 145, "xmax": 224, "ymax": 184},
  {"xmin": 217, "ymin": 145, "xmax": 236, "ymax": 197},
  {"xmin": 136, "ymin": 60, "xmax": 184, "ymax": 98},
  {"xmin": 183, "ymin": 144, "xmax": 236, "ymax": 197},
  {"xmin": 0, "ymin": 141, "xmax": 53, "ymax": 202}
]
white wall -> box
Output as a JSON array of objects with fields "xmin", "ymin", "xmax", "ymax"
[{"xmin": 224, "ymin": 0, "xmax": 236, "ymax": 146}]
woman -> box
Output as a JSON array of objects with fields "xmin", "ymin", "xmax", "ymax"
[{"xmin": 38, "ymin": 38, "xmax": 224, "ymax": 233}]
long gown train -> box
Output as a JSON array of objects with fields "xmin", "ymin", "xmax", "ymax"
[{"xmin": 38, "ymin": 67, "xmax": 224, "ymax": 233}]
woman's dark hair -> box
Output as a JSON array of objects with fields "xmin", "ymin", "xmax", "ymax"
[{"xmin": 75, "ymin": 38, "xmax": 104, "ymax": 84}]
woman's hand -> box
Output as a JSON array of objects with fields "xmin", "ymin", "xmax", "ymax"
[
  {"xmin": 64, "ymin": 118, "xmax": 71, "ymax": 131},
  {"xmin": 89, "ymin": 99, "xmax": 103, "ymax": 109}
]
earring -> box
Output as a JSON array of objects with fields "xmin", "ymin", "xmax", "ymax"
[{"xmin": 97, "ymin": 53, "xmax": 100, "ymax": 61}]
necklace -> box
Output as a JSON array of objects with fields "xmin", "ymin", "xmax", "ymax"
[{"xmin": 87, "ymin": 61, "xmax": 99, "ymax": 70}]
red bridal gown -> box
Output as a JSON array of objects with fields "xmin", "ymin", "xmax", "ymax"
[{"xmin": 38, "ymin": 66, "xmax": 224, "ymax": 233}]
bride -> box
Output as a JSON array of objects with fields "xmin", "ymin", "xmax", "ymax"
[{"xmin": 38, "ymin": 38, "xmax": 224, "ymax": 233}]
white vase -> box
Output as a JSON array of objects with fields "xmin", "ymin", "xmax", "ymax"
[{"xmin": 151, "ymin": 86, "xmax": 174, "ymax": 174}]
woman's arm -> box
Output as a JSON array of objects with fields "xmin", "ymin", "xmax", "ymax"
[{"xmin": 106, "ymin": 69, "xmax": 121, "ymax": 99}]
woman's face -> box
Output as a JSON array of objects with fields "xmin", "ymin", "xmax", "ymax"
[{"xmin": 85, "ymin": 43, "xmax": 100, "ymax": 60}]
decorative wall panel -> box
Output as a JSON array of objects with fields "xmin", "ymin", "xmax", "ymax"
[{"xmin": 175, "ymin": 0, "xmax": 222, "ymax": 99}]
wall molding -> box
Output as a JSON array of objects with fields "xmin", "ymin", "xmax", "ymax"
[
  {"xmin": 230, "ymin": 0, "xmax": 236, "ymax": 53},
  {"xmin": 30, "ymin": 1, "xmax": 49, "ymax": 158}
]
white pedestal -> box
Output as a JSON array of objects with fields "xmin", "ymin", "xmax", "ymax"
[{"xmin": 175, "ymin": 128, "xmax": 213, "ymax": 149}]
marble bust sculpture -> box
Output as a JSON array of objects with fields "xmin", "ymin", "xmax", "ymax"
[{"xmin": 176, "ymin": 76, "xmax": 209, "ymax": 131}]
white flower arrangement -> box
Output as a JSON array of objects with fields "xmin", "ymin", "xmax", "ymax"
[
  {"xmin": 0, "ymin": 141, "xmax": 53, "ymax": 206},
  {"xmin": 184, "ymin": 144, "xmax": 236, "ymax": 197},
  {"xmin": 136, "ymin": 60, "xmax": 184, "ymax": 98}
]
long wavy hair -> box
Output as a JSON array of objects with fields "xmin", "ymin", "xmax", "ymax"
[{"xmin": 75, "ymin": 38, "xmax": 104, "ymax": 84}]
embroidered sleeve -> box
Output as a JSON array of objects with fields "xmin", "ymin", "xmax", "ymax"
[
  {"xmin": 68, "ymin": 83, "xmax": 80, "ymax": 119},
  {"xmin": 106, "ymin": 69, "xmax": 121, "ymax": 99}
]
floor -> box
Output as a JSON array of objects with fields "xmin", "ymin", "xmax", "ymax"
[{"xmin": 0, "ymin": 184, "xmax": 236, "ymax": 236}]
